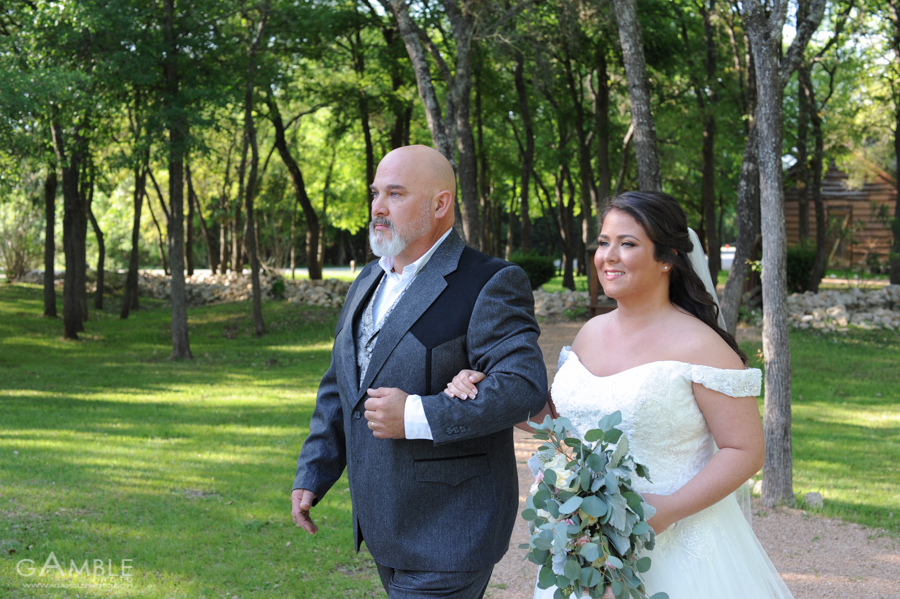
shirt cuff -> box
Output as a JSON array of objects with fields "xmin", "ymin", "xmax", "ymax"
[{"xmin": 404, "ymin": 394, "xmax": 433, "ymax": 440}]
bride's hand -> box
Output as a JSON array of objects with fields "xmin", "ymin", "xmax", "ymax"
[
  {"xmin": 641, "ymin": 492, "xmax": 680, "ymax": 534},
  {"xmin": 443, "ymin": 370, "xmax": 486, "ymax": 400}
]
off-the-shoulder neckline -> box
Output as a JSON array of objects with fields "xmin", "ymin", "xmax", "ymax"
[{"xmin": 563, "ymin": 348, "xmax": 758, "ymax": 380}]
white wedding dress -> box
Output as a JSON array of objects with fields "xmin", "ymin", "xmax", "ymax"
[{"xmin": 534, "ymin": 348, "xmax": 794, "ymax": 599}]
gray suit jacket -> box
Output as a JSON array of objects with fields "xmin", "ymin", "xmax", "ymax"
[{"xmin": 293, "ymin": 230, "xmax": 547, "ymax": 571}]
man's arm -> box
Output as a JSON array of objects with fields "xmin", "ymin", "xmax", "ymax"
[
  {"xmin": 421, "ymin": 264, "xmax": 548, "ymax": 444},
  {"xmin": 293, "ymin": 356, "xmax": 347, "ymax": 500}
]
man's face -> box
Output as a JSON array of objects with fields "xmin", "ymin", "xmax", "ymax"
[{"xmin": 368, "ymin": 154, "xmax": 435, "ymax": 258}]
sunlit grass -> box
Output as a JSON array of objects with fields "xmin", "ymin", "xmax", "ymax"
[
  {"xmin": 0, "ymin": 284, "xmax": 380, "ymax": 598},
  {"xmin": 1, "ymin": 282, "xmax": 897, "ymax": 598},
  {"xmin": 742, "ymin": 328, "xmax": 900, "ymax": 534}
]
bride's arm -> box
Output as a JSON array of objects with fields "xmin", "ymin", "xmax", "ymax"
[
  {"xmin": 642, "ymin": 384, "xmax": 765, "ymax": 533},
  {"xmin": 444, "ymin": 370, "xmax": 555, "ymax": 431}
]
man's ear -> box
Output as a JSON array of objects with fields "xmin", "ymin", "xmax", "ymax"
[{"xmin": 433, "ymin": 190, "xmax": 453, "ymax": 218}]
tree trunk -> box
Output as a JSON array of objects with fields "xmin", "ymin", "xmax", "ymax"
[
  {"xmin": 612, "ymin": 0, "xmax": 662, "ymax": 192},
  {"xmin": 43, "ymin": 168, "xmax": 58, "ymax": 317},
  {"xmin": 186, "ymin": 163, "xmax": 195, "ymax": 276},
  {"xmin": 164, "ymin": 0, "xmax": 192, "ymax": 360},
  {"xmin": 475, "ymin": 57, "xmax": 493, "ymax": 255},
  {"xmin": 146, "ymin": 189, "xmax": 169, "ymax": 274},
  {"xmin": 592, "ymin": 43, "xmax": 612, "ymax": 225},
  {"xmin": 87, "ymin": 197, "xmax": 105, "ymax": 311},
  {"xmin": 747, "ymin": 12, "xmax": 793, "ymax": 507},
  {"xmin": 563, "ymin": 54, "xmax": 598, "ymax": 255},
  {"xmin": 187, "ymin": 165, "xmax": 217, "ymax": 274},
  {"xmin": 233, "ymin": 128, "xmax": 248, "ymax": 274},
  {"xmin": 50, "ymin": 118, "xmax": 85, "ymax": 339},
  {"xmin": 266, "ymin": 87, "xmax": 322, "ymax": 280},
  {"xmin": 720, "ymin": 126, "xmax": 760, "ymax": 334},
  {"xmin": 514, "ymin": 51, "xmax": 534, "ymax": 253},
  {"xmin": 77, "ymin": 161, "xmax": 90, "ymax": 323},
  {"xmin": 796, "ymin": 65, "xmax": 811, "ymax": 242},
  {"xmin": 894, "ymin": 90, "xmax": 900, "ymax": 285},
  {"xmin": 799, "ymin": 67, "xmax": 827, "ymax": 292},
  {"xmin": 243, "ymin": 5, "xmax": 269, "ymax": 337},
  {"xmin": 121, "ymin": 161, "xmax": 147, "ymax": 318},
  {"xmin": 744, "ymin": 0, "xmax": 826, "ymax": 508}
]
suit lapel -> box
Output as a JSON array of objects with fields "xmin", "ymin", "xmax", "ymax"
[
  {"xmin": 355, "ymin": 231, "xmax": 465, "ymax": 404},
  {"xmin": 336, "ymin": 264, "xmax": 383, "ymax": 406}
]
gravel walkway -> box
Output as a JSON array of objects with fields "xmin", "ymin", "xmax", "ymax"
[{"xmin": 484, "ymin": 321, "xmax": 900, "ymax": 599}]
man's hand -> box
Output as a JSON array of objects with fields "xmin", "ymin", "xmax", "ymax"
[
  {"xmin": 291, "ymin": 489, "xmax": 319, "ymax": 535},
  {"xmin": 364, "ymin": 387, "xmax": 408, "ymax": 439}
]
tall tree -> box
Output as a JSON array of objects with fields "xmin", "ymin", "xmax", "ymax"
[
  {"xmin": 42, "ymin": 167, "xmax": 58, "ymax": 317},
  {"xmin": 612, "ymin": 0, "xmax": 662, "ymax": 191},
  {"xmin": 241, "ymin": 2, "xmax": 270, "ymax": 337},
  {"xmin": 162, "ymin": 0, "xmax": 192, "ymax": 360},
  {"xmin": 743, "ymin": 0, "xmax": 825, "ymax": 508}
]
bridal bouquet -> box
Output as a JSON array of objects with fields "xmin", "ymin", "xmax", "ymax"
[{"xmin": 521, "ymin": 411, "xmax": 668, "ymax": 599}]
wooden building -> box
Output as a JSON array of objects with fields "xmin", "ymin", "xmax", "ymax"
[{"xmin": 784, "ymin": 161, "xmax": 896, "ymax": 268}]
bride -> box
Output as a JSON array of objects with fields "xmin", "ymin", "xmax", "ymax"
[{"xmin": 445, "ymin": 191, "xmax": 794, "ymax": 599}]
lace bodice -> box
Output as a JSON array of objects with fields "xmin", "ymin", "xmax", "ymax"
[{"xmin": 551, "ymin": 347, "xmax": 761, "ymax": 496}]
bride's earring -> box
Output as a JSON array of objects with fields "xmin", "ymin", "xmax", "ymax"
[{"xmin": 663, "ymin": 265, "xmax": 669, "ymax": 271}]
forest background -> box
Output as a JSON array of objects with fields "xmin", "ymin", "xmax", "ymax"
[{"xmin": 1, "ymin": 0, "xmax": 899, "ymax": 509}]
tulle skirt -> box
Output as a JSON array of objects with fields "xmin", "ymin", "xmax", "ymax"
[{"xmin": 533, "ymin": 493, "xmax": 794, "ymax": 599}]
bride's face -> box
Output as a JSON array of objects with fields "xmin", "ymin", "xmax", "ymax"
[{"xmin": 594, "ymin": 209, "xmax": 669, "ymax": 300}]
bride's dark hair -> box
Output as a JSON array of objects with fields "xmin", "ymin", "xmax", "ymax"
[{"xmin": 602, "ymin": 191, "xmax": 748, "ymax": 365}]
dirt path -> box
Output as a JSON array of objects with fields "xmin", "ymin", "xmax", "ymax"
[{"xmin": 484, "ymin": 321, "xmax": 900, "ymax": 599}]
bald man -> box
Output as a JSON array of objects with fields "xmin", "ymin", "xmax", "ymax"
[{"xmin": 291, "ymin": 146, "xmax": 547, "ymax": 598}]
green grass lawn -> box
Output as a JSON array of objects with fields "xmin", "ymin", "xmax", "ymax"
[
  {"xmin": 0, "ymin": 284, "xmax": 897, "ymax": 598},
  {"xmin": 0, "ymin": 285, "xmax": 380, "ymax": 598}
]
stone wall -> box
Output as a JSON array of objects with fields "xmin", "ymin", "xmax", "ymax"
[
  {"xmin": 136, "ymin": 272, "xmax": 351, "ymax": 308},
  {"xmin": 787, "ymin": 285, "xmax": 900, "ymax": 331}
]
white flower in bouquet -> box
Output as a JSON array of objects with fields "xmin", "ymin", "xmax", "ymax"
[{"xmin": 520, "ymin": 411, "xmax": 668, "ymax": 599}]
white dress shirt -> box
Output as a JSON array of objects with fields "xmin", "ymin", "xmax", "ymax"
[{"xmin": 370, "ymin": 228, "xmax": 452, "ymax": 440}]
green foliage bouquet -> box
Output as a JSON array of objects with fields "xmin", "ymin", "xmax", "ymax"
[{"xmin": 522, "ymin": 411, "xmax": 668, "ymax": 599}]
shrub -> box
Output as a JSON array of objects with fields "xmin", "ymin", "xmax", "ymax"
[
  {"xmin": 509, "ymin": 253, "xmax": 556, "ymax": 290},
  {"xmin": 0, "ymin": 198, "xmax": 43, "ymax": 282},
  {"xmin": 786, "ymin": 242, "xmax": 818, "ymax": 293}
]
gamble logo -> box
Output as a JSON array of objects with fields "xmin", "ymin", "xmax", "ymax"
[{"xmin": 16, "ymin": 552, "xmax": 133, "ymax": 589}]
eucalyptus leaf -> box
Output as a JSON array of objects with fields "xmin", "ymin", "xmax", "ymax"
[
  {"xmin": 598, "ymin": 411, "xmax": 623, "ymax": 431},
  {"xmin": 564, "ymin": 558, "xmax": 581, "ymax": 581},
  {"xmin": 579, "ymin": 542, "xmax": 600, "ymax": 563},
  {"xmin": 624, "ymin": 491, "xmax": 644, "ymax": 517},
  {"xmin": 522, "ymin": 508, "xmax": 537, "ymax": 521},
  {"xmin": 538, "ymin": 566, "xmax": 557, "ymax": 589},
  {"xmin": 636, "ymin": 556, "xmax": 651, "ymax": 573},
  {"xmin": 544, "ymin": 468, "xmax": 557, "ymax": 486},
  {"xmin": 586, "ymin": 451, "xmax": 607, "ymax": 472},
  {"xmin": 580, "ymin": 495, "xmax": 608, "ymax": 517},
  {"xmin": 564, "ymin": 437, "xmax": 583, "ymax": 449},
  {"xmin": 547, "ymin": 499, "xmax": 560, "ymax": 519},
  {"xmin": 649, "ymin": 593, "xmax": 670, "ymax": 599},
  {"xmin": 584, "ymin": 428, "xmax": 604, "ymax": 442},
  {"xmin": 611, "ymin": 580, "xmax": 624, "ymax": 597},
  {"xmin": 632, "ymin": 521, "xmax": 650, "ymax": 536},
  {"xmin": 533, "ymin": 488, "xmax": 551, "ymax": 509},
  {"xmin": 533, "ymin": 548, "xmax": 550, "ymax": 563},
  {"xmin": 581, "ymin": 467, "xmax": 592, "ymax": 491},
  {"xmin": 606, "ymin": 555, "xmax": 623, "ymax": 569},
  {"xmin": 559, "ymin": 495, "xmax": 584, "ymax": 515},
  {"xmin": 604, "ymin": 428, "xmax": 624, "ymax": 443},
  {"xmin": 533, "ymin": 537, "xmax": 553, "ymax": 551}
]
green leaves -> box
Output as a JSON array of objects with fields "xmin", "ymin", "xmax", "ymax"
[
  {"xmin": 522, "ymin": 412, "xmax": 659, "ymax": 599},
  {"xmin": 558, "ymin": 495, "xmax": 583, "ymax": 515},
  {"xmin": 579, "ymin": 495, "xmax": 608, "ymax": 517}
]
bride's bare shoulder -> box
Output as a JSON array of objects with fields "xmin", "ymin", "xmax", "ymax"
[
  {"xmin": 671, "ymin": 311, "xmax": 745, "ymax": 370},
  {"xmin": 570, "ymin": 312, "xmax": 613, "ymax": 352}
]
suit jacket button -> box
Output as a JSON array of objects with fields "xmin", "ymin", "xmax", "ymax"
[{"xmin": 353, "ymin": 410, "xmax": 361, "ymax": 420}]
